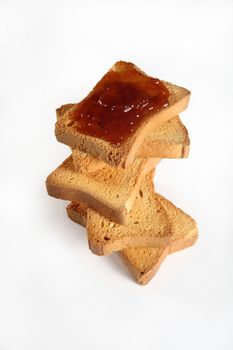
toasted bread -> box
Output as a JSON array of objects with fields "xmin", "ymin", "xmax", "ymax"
[
  {"xmin": 66, "ymin": 199, "xmax": 197, "ymax": 284},
  {"xmin": 55, "ymin": 61, "xmax": 190, "ymax": 167},
  {"xmin": 72, "ymin": 149, "xmax": 105, "ymax": 173},
  {"xmin": 46, "ymin": 156, "xmax": 160, "ymax": 224},
  {"xmin": 85, "ymin": 172, "xmax": 197, "ymax": 256},
  {"xmin": 136, "ymin": 115, "xmax": 190, "ymax": 158},
  {"xmin": 71, "ymin": 116, "xmax": 189, "ymax": 173},
  {"xmin": 56, "ymin": 107, "xmax": 189, "ymax": 173}
]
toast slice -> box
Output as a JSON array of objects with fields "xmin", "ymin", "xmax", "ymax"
[
  {"xmin": 136, "ymin": 115, "xmax": 190, "ymax": 158},
  {"xmin": 46, "ymin": 156, "xmax": 160, "ymax": 224},
  {"xmin": 85, "ymin": 172, "xmax": 197, "ymax": 256},
  {"xmin": 72, "ymin": 117, "xmax": 190, "ymax": 173},
  {"xmin": 57, "ymin": 106, "xmax": 189, "ymax": 173},
  {"xmin": 66, "ymin": 201, "xmax": 197, "ymax": 285},
  {"xmin": 55, "ymin": 61, "xmax": 190, "ymax": 167},
  {"xmin": 72, "ymin": 149, "xmax": 106, "ymax": 174},
  {"xmin": 72, "ymin": 116, "xmax": 189, "ymax": 173}
]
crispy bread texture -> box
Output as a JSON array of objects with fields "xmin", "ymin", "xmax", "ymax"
[
  {"xmin": 70, "ymin": 116, "xmax": 189, "ymax": 173},
  {"xmin": 55, "ymin": 61, "xmax": 190, "ymax": 167},
  {"xmin": 85, "ymin": 172, "xmax": 197, "ymax": 256},
  {"xmin": 56, "ymin": 106, "xmax": 190, "ymax": 173},
  {"xmin": 46, "ymin": 156, "xmax": 160, "ymax": 224},
  {"xmin": 66, "ymin": 195, "xmax": 197, "ymax": 284}
]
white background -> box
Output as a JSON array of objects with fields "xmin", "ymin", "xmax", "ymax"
[{"xmin": 1, "ymin": 0, "xmax": 233, "ymax": 349}]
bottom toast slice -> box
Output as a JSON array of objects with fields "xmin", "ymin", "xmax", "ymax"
[
  {"xmin": 85, "ymin": 172, "xmax": 197, "ymax": 256},
  {"xmin": 67, "ymin": 197, "xmax": 198, "ymax": 285}
]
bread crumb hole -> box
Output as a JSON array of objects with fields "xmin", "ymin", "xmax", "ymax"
[
  {"xmin": 139, "ymin": 190, "xmax": 143, "ymax": 197},
  {"xmin": 104, "ymin": 236, "xmax": 110, "ymax": 241},
  {"xmin": 66, "ymin": 120, "xmax": 75, "ymax": 127},
  {"xmin": 133, "ymin": 221, "xmax": 139, "ymax": 224}
]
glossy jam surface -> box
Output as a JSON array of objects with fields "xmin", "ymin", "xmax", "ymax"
[{"xmin": 71, "ymin": 62, "xmax": 170, "ymax": 145}]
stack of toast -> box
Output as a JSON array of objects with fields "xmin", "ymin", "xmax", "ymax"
[{"xmin": 46, "ymin": 61, "xmax": 198, "ymax": 285}]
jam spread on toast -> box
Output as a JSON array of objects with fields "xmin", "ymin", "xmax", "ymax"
[{"xmin": 71, "ymin": 62, "xmax": 170, "ymax": 146}]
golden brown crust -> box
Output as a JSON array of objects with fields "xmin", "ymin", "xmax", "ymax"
[
  {"xmin": 72, "ymin": 149, "xmax": 106, "ymax": 173},
  {"xmin": 55, "ymin": 62, "xmax": 190, "ymax": 167},
  {"xmin": 46, "ymin": 156, "xmax": 160, "ymax": 225},
  {"xmin": 70, "ymin": 116, "xmax": 190, "ymax": 174},
  {"xmin": 118, "ymin": 247, "xmax": 168, "ymax": 285},
  {"xmin": 84, "ymin": 172, "xmax": 198, "ymax": 256},
  {"xmin": 66, "ymin": 192, "xmax": 198, "ymax": 284}
]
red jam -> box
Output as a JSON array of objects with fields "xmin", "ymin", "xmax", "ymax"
[{"xmin": 71, "ymin": 61, "xmax": 170, "ymax": 146}]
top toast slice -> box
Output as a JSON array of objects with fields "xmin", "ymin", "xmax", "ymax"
[
  {"xmin": 71, "ymin": 115, "xmax": 190, "ymax": 173},
  {"xmin": 57, "ymin": 107, "xmax": 190, "ymax": 173},
  {"xmin": 57, "ymin": 109, "xmax": 190, "ymax": 174},
  {"xmin": 57, "ymin": 106, "xmax": 190, "ymax": 163},
  {"xmin": 55, "ymin": 61, "xmax": 190, "ymax": 167}
]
